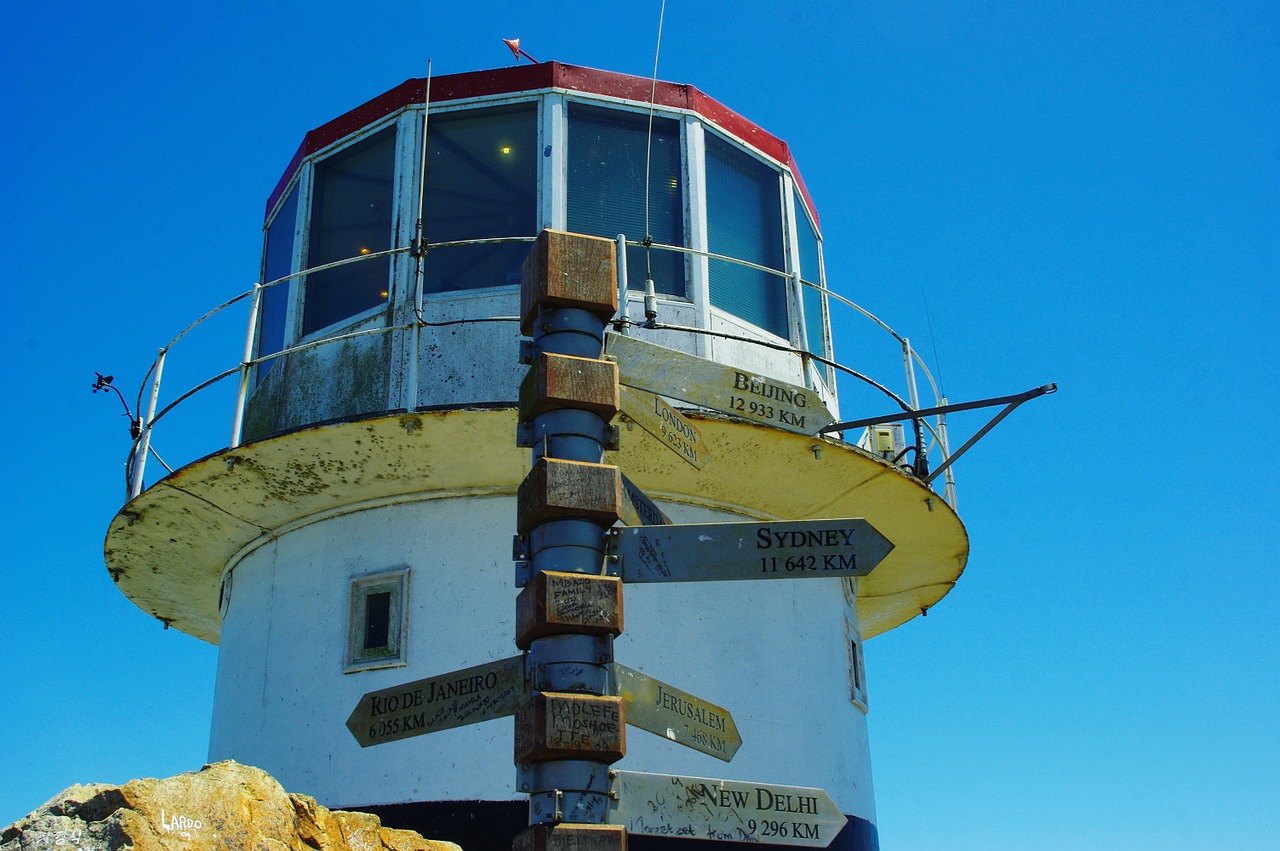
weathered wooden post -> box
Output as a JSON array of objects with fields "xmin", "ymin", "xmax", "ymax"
[{"xmin": 513, "ymin": 229, "xmax": 629, "ymax": 851}]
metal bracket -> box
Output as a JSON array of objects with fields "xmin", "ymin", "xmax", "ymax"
[
  {"xmin": 603, "ymin": 424, "xmax": 621, "ymax": 452},
  {"xmin": 516, "ymin": 421, "xmax": 535, "ymax": 448},
  {"xmin": 516, "ymin": 763, "xmax": 533, "ymax": 793},
  {"xmin": 819, "ymin": 383, "xmax": 1056, "ymax": 435},
  {"xmin": 519, "ymin": 339, "xmax": 536, "ymax": 365},
  {"xmin": 603, "ymin": 553, "xmax": 621, "ymax": 579},
  {"xmin": 514, "ymin": 533, "xmax": 532, "ymax": 586},
  {"xmin": 601, "ymin": 529, "xmax": 622, "ymax": 578}
]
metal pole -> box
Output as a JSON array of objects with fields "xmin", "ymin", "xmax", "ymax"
[
  {"xmin": 935, "ymin": 400, "xmax": 957, "ymax": 508},
  {"xmin": 794, "ymin": 273, "xmax": 813, "ymax": 390},
  {"xmin": 514, "ymin": 231, "xmax": 626, "ymax": 847},
  {"xmin": 902, "ymin": 337, "xmax": 920, "ymax": 410},
  {"xmin": 616, "ymin": 234, "xmax": 629, "ymax": 333},
  {"xmin": 230, "ymin": 283, "xmax": 263, "ymax": 448},
  {"xmin": 132, "ymin": 347, "xmax": 166, "ymax": 498}
]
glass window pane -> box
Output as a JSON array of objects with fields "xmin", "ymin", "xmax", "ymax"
[
  {"xmin": 705, "ymin": 134, "xmax": 787, "ymax": 337},
  {"xmin": 794, "ymin": 190, "xmax": 826, "ymax": 357},
  {"xmin": 567, "ymin": 104, "xmax": 685, "ymax": 297},
  {"xmin": 303, "ymin": 127, "xmax": 396, "ymax": 336},
  {"xmin": 423, "ymin": 104, "xmax": 538, "ymax": 294},
  {"xmin": 364, "ymin": 591, "xmax": 392, "ymax": 650},
  {"xmin": 258, "ymin": 185, "xmax": 298, "ymax": 380}
]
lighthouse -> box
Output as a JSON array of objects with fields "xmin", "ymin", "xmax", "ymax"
[{"xmin": 104, "ymin": 62, "xmax": 973, "ymax": 851}]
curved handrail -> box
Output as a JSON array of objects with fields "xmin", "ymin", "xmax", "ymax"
[{"xmin": 121, "ymin": 236, "xmax": 956, "ymax": 504}]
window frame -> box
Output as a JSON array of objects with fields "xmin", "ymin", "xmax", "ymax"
[
  {"xmin": 345, "ymin": 567, "xmax": 410, "ymax": 673},
  {"xmin": 295, "ymin": 117, "xmax": 404, "ymax": 344},
  {"xmin": 253, "ymin": 175, "xmax": 304, "ymax": 387},
  {"xmin": 701, "ymin": 127, "xmax": 792, "ymax": 341},
  {"xmin": 415, "ymin": 96, "xmax": 545, "ymax": 301},
  {"xmin": 847, "ymin": 619, "xmax": 868, "ymax": 711},
  {"xmin": 564, "ymin": 98, "xmax": 691, "ymax": 300}
]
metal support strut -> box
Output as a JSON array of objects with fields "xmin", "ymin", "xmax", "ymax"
[{"xmin": 818, "ymin": 383, "xmax": 1057, "ymax": 483}]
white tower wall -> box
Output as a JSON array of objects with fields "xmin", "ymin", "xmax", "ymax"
[{"xmin": 209, "ymin": 494, "xmax": 875, "ymax": 820}]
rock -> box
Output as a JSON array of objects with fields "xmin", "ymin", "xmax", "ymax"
[{"xmin": 1, "ymin": 761, "xmax": 462, "ymax": 851}]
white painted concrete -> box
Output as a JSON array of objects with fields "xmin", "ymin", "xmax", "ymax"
[{"xmin": 209, "ymin": 494, "xmax": 875, "ymax": 822}]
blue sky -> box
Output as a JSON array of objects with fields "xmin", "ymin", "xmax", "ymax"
[{"xmin": 3, "ymin": 1, "xmax": 1277, "ymax": 848}]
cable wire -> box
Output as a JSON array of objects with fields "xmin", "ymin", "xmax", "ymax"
[{"xmin": 642, "ymin": 0, "xmax": 668, "ymax": 282}]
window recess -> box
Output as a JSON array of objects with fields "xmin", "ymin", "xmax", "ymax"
[{"xmin": 346, "ymin": 568, "xmax": 409, "ymax": 672}]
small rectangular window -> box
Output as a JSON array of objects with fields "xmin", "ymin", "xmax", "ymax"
[
  {"xmin": 847, "ymin": 620, "xmax": 868, "ymax": 710},
  {"xmin": 363, "ymin": 591, "xmax": 392, "ymax": 651},
  {"xmin": 347, "ymin": 569, "xmax": 409, "ymax": 672}
]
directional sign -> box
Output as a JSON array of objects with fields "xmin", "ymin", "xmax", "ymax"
[
  {"xmin": 605, "ymin": 333, "xmax": 835, "ymax": 435},
  {"xmin": 620, "ymin": 472, "xmax": 672, "ymax": 527},
  {"xmin": 606, "ymin": 770, "xmax": 846, "ymax": 847},
  {"xmin": 346, "ymin": 656, "xmax": 526, "ymax": 747},
  {"xmin": 618, "ymin": 385, "xmax": 710, "ymax": 469},
  {"xmin": 612, "ymin": 664, "xmax": 741, "ymax": 762},
  {"xmin": 612, "ymin": 518, "xmax": 893, "ymax": 584}
]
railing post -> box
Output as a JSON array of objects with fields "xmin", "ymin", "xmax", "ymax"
[
  {"xmin": 794, "ymin": 272, "xmax": 814, "ymax": 390},
  {"xmin": 936, "ymin": 401, "xmax": 957, "ymax": 509},
  {"xmin": 230, "ymin": 283, "xmax": 263, "ymax": 448},
  {"xmin": 615, "ymin": 234, "xmax": 629, "ymax": 333},
  {"xmin": 902, "ymin": 337, "xmax": 921, "ymax": 411},
  {"xmin": 131, "ymin": 347, "xmax": 166, "ymax": 499}
]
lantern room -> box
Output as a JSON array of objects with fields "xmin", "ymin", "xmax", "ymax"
[{"xmin": 244, "ymin": 62, "xmax": 834, "ymax": 439}]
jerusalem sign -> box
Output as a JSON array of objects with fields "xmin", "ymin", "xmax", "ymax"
[{"xmin": 611, "ymin": 664, "xmax": 741, "ymax": 761}]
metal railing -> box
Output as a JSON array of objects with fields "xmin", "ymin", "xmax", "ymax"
[{"xmin": 118, "ymin": 236, "xmax": 956, "ymax": 506}]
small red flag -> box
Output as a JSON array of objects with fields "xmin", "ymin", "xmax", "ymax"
[{"xmin": 502, "ymin": 38, "xmax": 540, "ymax": 64}]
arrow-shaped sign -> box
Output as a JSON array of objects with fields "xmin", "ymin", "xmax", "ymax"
[
  {"xmin": 606, "ymin": 770, "xmax": 846, "ymax": 847},
  {"xmin": 618, "ymin": 385, "xmax": 710, "ymax": 469},
  {"xmin": 620, "ymin": 473, "xmax": 672, "ymax": 527},
  {"xmin": 346, "ymin": 656, "xmax": 526, "ymax": 747},
  {"xmin": 611, "ymin": 518, "xmax": 893, "ymax": 584},
  {"xmin": 611, "ymin": 664, "xmax": 741, "ymax": 761},
  {"xmin": 605, "ymin": 333, "xmax": 835, "ymax": 435}
]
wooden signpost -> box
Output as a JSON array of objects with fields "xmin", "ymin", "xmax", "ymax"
[
  {"xmin": 343, "ymin": 233, "xmax": 895, "ymax": 851},
  {"xmin": 619, "ymin": 472, "xmax": 672, "ymax": 527},
  {"xmin": 617, "ymin": 385, "xmax": 710, "ymax": 469}
]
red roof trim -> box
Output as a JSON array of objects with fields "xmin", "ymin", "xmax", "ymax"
[{"xmin": 265, "ymin": 62, "xmax": 819, "ymax": 230}]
